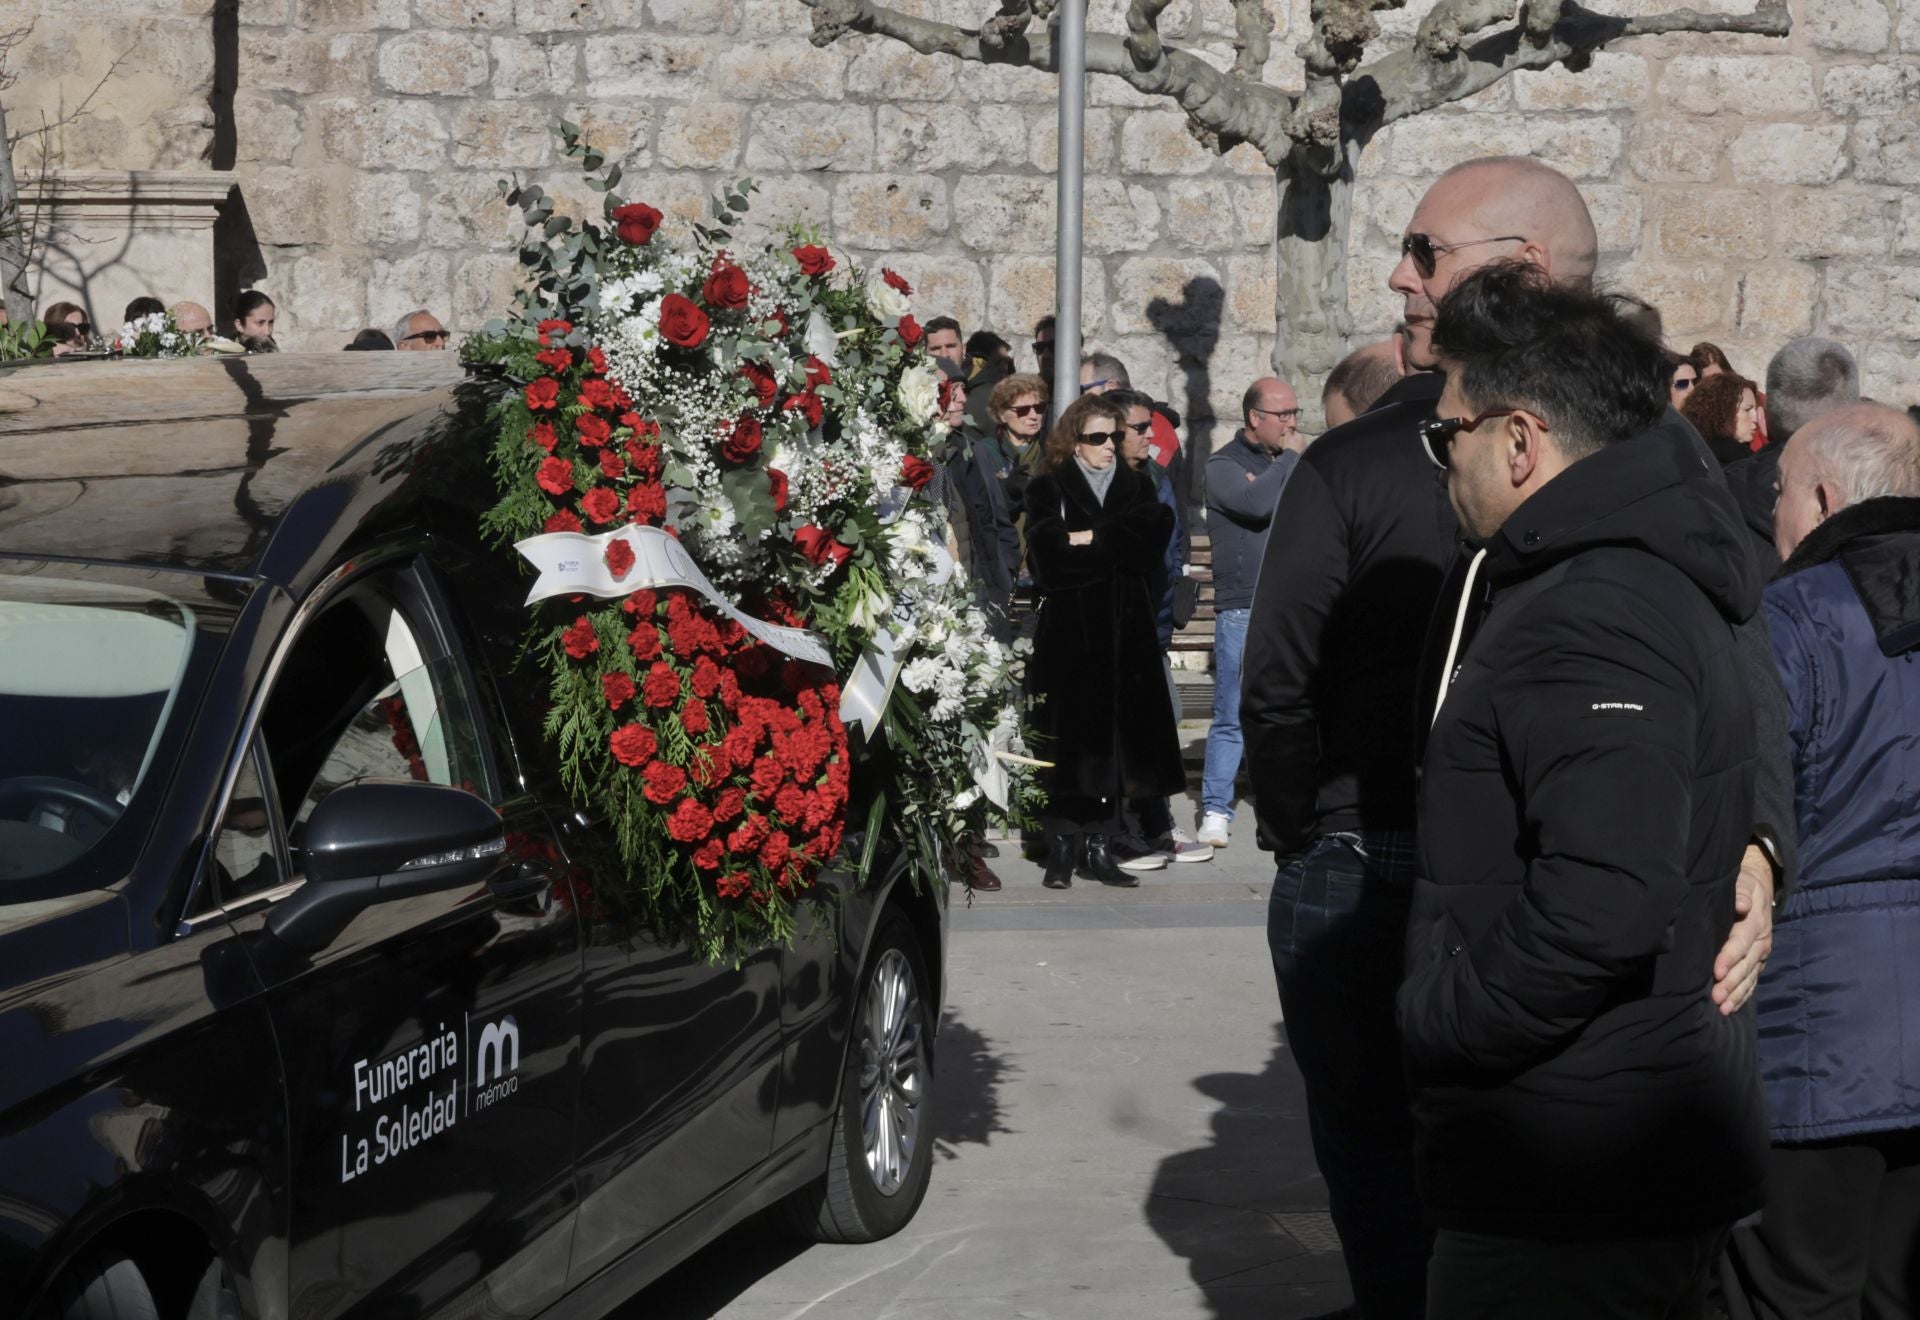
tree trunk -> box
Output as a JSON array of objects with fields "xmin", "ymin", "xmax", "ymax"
[
  {"xmin": 1271, "ymin": 141, "xmax": 1357, "ymax": 424},
  {"xmin": 0, "ymin": 100, "xmax": 31, "ymax": 325}
]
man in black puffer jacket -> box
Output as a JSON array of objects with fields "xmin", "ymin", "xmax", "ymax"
[{"xmin": 1399, "ymin": 264, "xmax": 1768, "ymax": 1315}]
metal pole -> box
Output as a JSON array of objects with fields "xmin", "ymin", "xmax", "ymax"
[{"xmin": 1052, "ymin": 1, "xmax": 1086, "ymax": 410}]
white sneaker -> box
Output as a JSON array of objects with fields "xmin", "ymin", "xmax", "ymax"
[
  {"xmin": 1166, "ymin": 827, "xmax": 1215, "ymax": 864},
  {"xmin": 1196, "ymin": 811, "xmax": 1231, "ymax": 848},
  {"xmin": 1117, "ymin": 847, "xmax": 1169, "ymax": 873}
]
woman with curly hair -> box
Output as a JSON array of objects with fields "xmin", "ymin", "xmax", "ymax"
[
  {"xmin": 1683, "ymin": 371, "xmax": 1763, "ymax": 465},
  {"xmin": 1023, "ymin": 394, "xmax": 1182, "ymax": 889}
]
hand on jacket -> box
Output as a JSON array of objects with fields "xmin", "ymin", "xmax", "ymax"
[
  {"xmin": 1068, "ymin": 530, "xmax": 1092, "ymax": 546},
  {"xmin": 1711, "ymin": 845, "xmax": 1774, "ymax": 1015}
]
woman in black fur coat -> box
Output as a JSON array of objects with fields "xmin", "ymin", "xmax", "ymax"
[{"xmin": 1025, "ymin": 394, "xmax": 1185, "ymax": 888}]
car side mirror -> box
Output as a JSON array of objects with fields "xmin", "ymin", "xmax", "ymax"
[{"xmin": 265, "ymin": 779, "xmax": 505, "ymax": 954}]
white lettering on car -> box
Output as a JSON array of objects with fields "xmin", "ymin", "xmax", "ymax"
[{"xmin": 340, "ymin": 1017, "xmax": 519, "ymax": 1183}]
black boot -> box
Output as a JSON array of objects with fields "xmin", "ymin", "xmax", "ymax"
[
  {"xmin": 1042, "ymin": 833, "xmax": 1075, "ymax": 889},
  {"xmin": 1080, "ymin": 833, "xmax": 1138, "ymax": 887}
]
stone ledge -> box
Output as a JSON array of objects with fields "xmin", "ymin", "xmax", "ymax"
[{"xmin": 23, "ymin": 170, "xmax": 237, "ymax": 231}]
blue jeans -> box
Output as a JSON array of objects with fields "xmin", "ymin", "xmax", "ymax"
[
  {"xmin": 1201, "ymin": 607, "xmax": 1248, "ymax": 817},
  {"xmin": 1268, "ymin": 831, "xmax": 1431, "ymax": 1320}
]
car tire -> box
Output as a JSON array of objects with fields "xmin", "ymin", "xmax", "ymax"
[
  {"xmin": 185, "ymin": 1260, "xmax": 242, "ymax": 1320},
  {"xmin": 41, "ymin": 1252, "xmax": 159, "ymax": 1320},
  {"xmin": 779, "ymin": 907, "xmax": 936, "ymax": 1243}
]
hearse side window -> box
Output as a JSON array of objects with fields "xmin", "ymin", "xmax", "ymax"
[{"xmin": 209, "ymin": 739, "xmax": 282, "ymax": 906}]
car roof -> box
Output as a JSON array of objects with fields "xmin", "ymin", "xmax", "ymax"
[{"xmin": 0, "ymin": 353, "xmax": 469, "ymax": 579}]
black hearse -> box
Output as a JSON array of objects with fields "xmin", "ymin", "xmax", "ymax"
[{"xmin": 0, "ymin": 353, "xmax": 944, "ymax": 1319}]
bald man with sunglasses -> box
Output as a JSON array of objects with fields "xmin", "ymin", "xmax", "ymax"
[{"xmin": 1242, "ymin": 156, "xmax": 1790, "ymax": 1319}]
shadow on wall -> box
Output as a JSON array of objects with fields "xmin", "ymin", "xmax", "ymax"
[
  {"xmin": 1144, "ymin": 1023, "xmax": 1355, "ymax": 1320},
  {"xmin": 1148, "ymin": 275, "xmax": 1225, "ymax": 508}
]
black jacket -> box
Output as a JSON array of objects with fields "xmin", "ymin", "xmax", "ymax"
[
  {"xmin": 1026, "ymin": 460, "xmax": 1183, "ymax": 803},
  {"xmin": 1242, "ymin": 372, "xmax": 1453, "ymax": 854},
  {"xmin": 1398, "ymin": 413, "xmax": 1769, "ymax": 1239},
  {"xmin": 945, "ymin": 427, "xmax": 1020, "ymax": 638}
]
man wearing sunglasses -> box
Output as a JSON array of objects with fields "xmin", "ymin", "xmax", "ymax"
[
  {"xmin": 1399, "ymin": 262, "xmax": 1769, "ymax": 1316},
  {"xmin": 396, "ymin": 309, "xmax": 452, "ymax": 351}
]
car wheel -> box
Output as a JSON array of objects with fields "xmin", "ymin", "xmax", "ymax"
[
  {"xmin": 41, "ymin": 1252, "xmax": 159, "ymax": 1320},
  {"xmin": 779, "ymin": 908, "xmax": 935, "ymax": 1243}
]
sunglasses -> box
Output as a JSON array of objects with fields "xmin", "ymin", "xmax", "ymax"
[
  {"xmin": 403, "ymin": 329, "xmax": 451, "ymax": 343},
  {"xmin": 1418, "ymin": 407, "xmax": 1550, "ymax": 470},
  {"xmin": 1400, "ymin": 232, "xmax": 1527, "ymax": 279},
  {"xmin": 1008, "ymin": 402, "xmax": 1046, "ymax": 418},
  {"xmin": 1078, "ymin": 430, "xmax": 1123, "ymax": 447},
  {"xmin": 1126, "ymin": 420, "xmax": 1153, "ymax": 435},
  {"xmin": 1672, "ymin": 374, "xmax": 1697, "ymax": 392}
]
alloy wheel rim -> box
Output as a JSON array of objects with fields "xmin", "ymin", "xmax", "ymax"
[{"xmin": 857, "ymin": 948, "xmax": 924, "ymax": 1196}]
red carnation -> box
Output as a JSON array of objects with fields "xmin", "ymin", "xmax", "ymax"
[
  {"xmin": 741, "ymin": 362, "xmax": 778, "ymax": 410},
  {"xmin": 792, "ymin": 244, "xmax": 834, "ymax": 276},
  {"xmin": 782, "ymin": 393, "xmax": 825, "ymax": 428},
  {"xmin": 537, "ymin": 456, "xmax": 576, "ymax": 496},
  {"xmin": 760, "ymin": 829, "xmax": 791, "ymax": 870},
  {"xmin": 882, "ymin": 268, "xmax": 912, "ymax": 296},
  {"xmin": 609, "ymin": 722, "xmax": 656, "ymax": 766},
  {"xmin": 623, "ymin": 588, "xmax": 659, "ymax": 617},
  {"xmin": 599, "ymin": 448, "xmax": 627, "ymax": 480},
  {"xmin": 900, "ymin": 454, "xmax": 935, "ymax": 490},
  {"xmin": 544, "ymin": 508, "xmax": 582, "ymax": 533},
  {"xmin": 602, "ymin": 672, "xmax": 636, "ymax": 711},
  {"xmin": 691, "ymin": 747, "xmax": 729, "ymax": 789},
  {"xmin": 576, "ymin": 413, "xmax": 612, "ymax": 447},
  {"xmin": 768, "ymin": 468, "xmax": 789, "ymax": 513},
  {"xmin": 667, "ymin": 797, "xmax": 714, "ymax": 843},
  {"xmin": 721, "ymin": 416, "xmax": 764, "ymax": 464},
  {"xmin": 702, "ymin": 258, "xmax": 750, "ymax": 311},
  {"xmin": 690, "ymin": 655, "xmax": 722, "ymax": 698},
  {"xmin": 774, "ymin": 782, "xmax": 807, "ymax": 821},
  {"xmin": 628, "ymin": 624, "xmax": 662, "ymax": 662},
  {"xmin": 804, "ymin": 355, "xmax": 832, "ymax": 389},
  {"xmin": 525, "ymin": 377, "xmax": 560, "ymax": 411},
  {"xmin": 604, "ymin": 536, "xmax": 635, "ymax": 578},
  {"xmin": 659, "ymin": 294, "xmax": 709, "ymax": 348},
  {"xmin": 582, "ymin": 487, "xmax": 620, "ymax": 524},
  {"xmin": 536, "ymin": 346, "xmax": 572, "ymax": 372},
  {"xmin": 537, "ymin": 317, "xmax": 572, "ymax": 343},
  {"xmin": 579, "ymin": 377, "xmax": 616, "ymax": 412},
  {"xmin": 612, "ymin": 202, "xmax": 663, "ymax": 246},
  {"xmin": 561, "ymin": 616, "xmax": 598, "ymax": 660},
  {"xmin": 730, "ymin": 813, "xmax": 770, "ymax": 853},
  {"xmin": 749, "ymin": 756, "xmax": 785, "ymax": 798},
  {"xmin": 587, "ymin": 345, "xmax": 609, "ymax": 374},
  {"xmin": 642, "ymin": 661, "xmax": 681, "ymax": 708},
  {"xmin": 714, "ymin": 786, "xmax": 747, "ymax": 822},
  {"xmin": 681, "ymin": 697, "xmax": 710, "ymax": 736},
  {"xmin": 793, "ymin": 524, "xmax": 851, "ymax": 569},
  {"xmin": 692, "ymin": 838, "xmax": 725, "ymax": 871},
  {"xmin": 627, "ymin": 482, "xmax": 666, "ymax": 523},
  {"xmin": 896, "ymin": 314, "xmax": 923, "ymax": 348},
  {"xmin": 642, "ymin": 759, "xmax": 687, "ymax": 804},
  {"xmin": 625, "ymin": 442, "xmax": 662, "ymax": 479},
  {"xmin": 530, "ymin": 421, "xmax": 559, "ymax": 452},
  {"xmin": 717, "ymin": 871, "xmax": 753, "ymax": 899}
]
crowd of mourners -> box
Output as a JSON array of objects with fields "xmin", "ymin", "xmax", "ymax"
[{"xmin": 26, "ymin": 290, "xmax": 453, "ymax": 355}]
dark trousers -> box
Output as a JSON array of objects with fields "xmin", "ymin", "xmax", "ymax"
[
  {"xmin": 1428, "ymin": 1226, "xmax": 1728, "ymax": 1320},
  {"xmin": 1267, "ymin": 831, "xmax": 1430, "ymax": 1320},
  {"xmin": 1722, "ymin": 1133, "xmax": 1920, "ymax": 1320}
]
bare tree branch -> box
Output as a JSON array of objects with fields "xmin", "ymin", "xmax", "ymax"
[
  {"xmin": 1364, "ymin": 0, "xmax": 1789, "ymax": 125},
  {"xmin": 800, "ymin": 0, "xmax": 1296, "ymax": 163}
]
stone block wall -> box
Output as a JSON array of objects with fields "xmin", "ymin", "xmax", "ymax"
[{"xmin": 4, "ymin": 0, "xmax": 1919, "ymax": 430}]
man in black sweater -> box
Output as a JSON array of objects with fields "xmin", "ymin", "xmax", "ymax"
[{"xmin": 1242, "ymin": 156, "xmax": 1789, "ymax": 1318}]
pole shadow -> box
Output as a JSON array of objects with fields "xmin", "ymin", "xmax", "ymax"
[
  {"xmin": 1147, "ymin": 275, "xmax": 1225, "ymax": 510},
  {"xmin": 1145, "ymin": 1023, "xmax": 1356, "ymax": 1320}
]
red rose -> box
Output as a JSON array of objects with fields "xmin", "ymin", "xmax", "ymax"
[
  {"xmin": 612, "ymin": 202, "xmax": 663, "ymax": 246},
  {"xmin": 561, "ymin": 616, "xmax": 598, "ymax": 660},
  {"xmin": 642, "ymin": 759, "xmax": 687, "ymax": 804},
  {"xmin": 792, "ymin": 244, "xmax": 834, "ymax": 276},
  {"xmin": 587, "ymin": 345, "xmax": 609, "ymax": 375},
  {"xmin": 681, "ymin": 697, "xmax": 710, "ymax": 736},
  {"xmin": 804, "ymin": 356, "xmax": 832, "ymax": 389},
  {"xmin": 896, "ymin": 314, "xmax": 923, "ymax": 348},
  {"xmin": 576, "ymin": 413, "xmax": 612, "ymax": 447},
  {"xmin": 628, "ymin": 624, "xmax": 662, "ymax": 662},
  {"xmin": 537, "ymin": 317, "xmax": 572, "ymax": 343},
  {"xmin": 659, "ymin": 294, "xmax": 709, "ymax": 348},
  {"xmin": 692, "ymin": 838, "xmax": 725, "ymax": 871},
  {"xmin": 767, "ymin": 468, "xmax": 789, "ymax": 513},
  {"xmin": 793, "ymin": 524, "xmax": 851, "ymax": 569},
  {"xmin": 609, "ymin": 723, "xmax": 656, "ymax": 766},
  {"xmin": 581, "ymin": 487, "xmax": 620, "ymax": 524},
  {"xmin": 575, "ymin": 379, "xmax": 612, "ymax": 414},
  {"xmin": 642, "ymin": 661, "xmax": 681, "ymax": 707},
  {"xmin": 537, "ymin": 456, "xmax": 576, "ymax": 496},
  {"xmin": 782, "ymin": 393, "xmax": 824, "ymax": 428},
  {"xmin": 717, "ymin": 871, "xmax": 752, "ymax": 899},
  {"xmin": 627, "ymin": 482, "xmax": 667, "ymax": 525},
  {"xmin": 667, "ymin": 797, "xmax": 714, "ymax": 843},
  {"xmin": 602, "ymin": 672, "xmax": 636, "ymax": 711},
  {"xmin": 721, "ymin": 415, "xmax": 764, "ymax": 464},
  {"xmin": 544, "ymin": 508, "xmax": 582, "ymax": 534},
  {"xmin": 604, "ymin": 536, "xmax": 635, "ymax": 578},
  {"xmin": 536, "ymin": 346, "xmax": 572, "ymax": 372},
  {"xmin": 702, "ymin": 258, "xmax": 750, "ymax": 311},
  {"xmin": 741, "ymin": 363, "xmax": 778, "ymax": 410},
  {"xmin": 525, "ymin": 377, "xmax": 560, "ymax": 411},
  {"xmin": 900, "ymin": 454, "xmax": 935, "ymax": 490},
  {"xmin": 598, "ymin": 448, "xmax": 627, "ymax": 480},
  {"xmin": 882, "ymin": 268, "xmax": 912, "ymax": 296},
  {"xmin": 530, "ymin": 421, "xmax": 558, "ymax": 452}
]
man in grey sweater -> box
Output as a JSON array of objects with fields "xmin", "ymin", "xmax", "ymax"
[{"xmin": 1198, "ymin": 377, "xmax": 1306, "ymax": 847}]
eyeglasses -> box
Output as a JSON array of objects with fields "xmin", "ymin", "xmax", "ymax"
[
  {"xmin": 402, "ymin": 329, "xmax": 451, "ymax": 344},
  {"xmin": 1008, "ymin": 402, "xmax": 1046, "ymax": 418},
  {"xmin": 1252, "ymin": 406, "xmax": 1302, "ymax": 422},
  {"xmin": 1417, "ymin": 407, "xmax": 1550, "ymax": 470},
  {"xmin": 1672, "ymin": 374, "xmax": 1697, "ymax": 392},
  {"xmin": 1077, "ymin": 430, "xmax": 1123, "ymax": 447},
  {"xmin": 1126, "ymin": 420, "xmax": 1153, "ymax": 435},
  {"xmin": 1400, "ymin": 232, "xmax": 1527, "ymax": 279}
]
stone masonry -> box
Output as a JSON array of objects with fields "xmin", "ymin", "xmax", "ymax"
[{"xmin": 4, "ymin": 0, "xmax": 1919, "ymax": 430}]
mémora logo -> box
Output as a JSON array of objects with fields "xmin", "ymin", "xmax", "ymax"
[
  {"xmin": 472, "ymin": 1013, "xmax": 521, "ymax": 1109},
  {"xmin": 339, "ymin": 1012, "xmax": 525, "ymax": 1183}
]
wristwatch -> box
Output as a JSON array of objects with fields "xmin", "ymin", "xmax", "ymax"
[{"xmin": 1751, "ymin": 823, "xmax": 1786, "ymax": 903}]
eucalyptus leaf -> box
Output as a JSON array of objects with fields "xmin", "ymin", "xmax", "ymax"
[
  {"xmin": 720, "ymin": 466, "xmax": 777, "ymax": 541},
  {"xmin": 543, "ymin": 214, "xmax": 571, "ymax": 238}
]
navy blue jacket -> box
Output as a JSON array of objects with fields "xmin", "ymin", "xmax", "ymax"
[
  {"xmin": 1203, "ymin": 431, "xmax": 1297, "ymax": 611},
  {"xmin": 1758, "ymin": 495, "xmax": 1920, "ymax": 1142}
]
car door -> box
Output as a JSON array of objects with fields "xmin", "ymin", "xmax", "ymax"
[{"xmin": 211, "ymin": 559, "xmax": 584, "ymax": 1320}]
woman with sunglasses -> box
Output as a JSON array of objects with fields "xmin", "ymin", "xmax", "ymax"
[{"xmin": 1024, "ymin": 394, "xmax": 1182, "ymax": 889}]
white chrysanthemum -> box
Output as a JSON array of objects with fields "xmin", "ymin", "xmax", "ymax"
[{"xmin": 901, "ymin": 655, "xmax": 944, "ymax": 695}]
